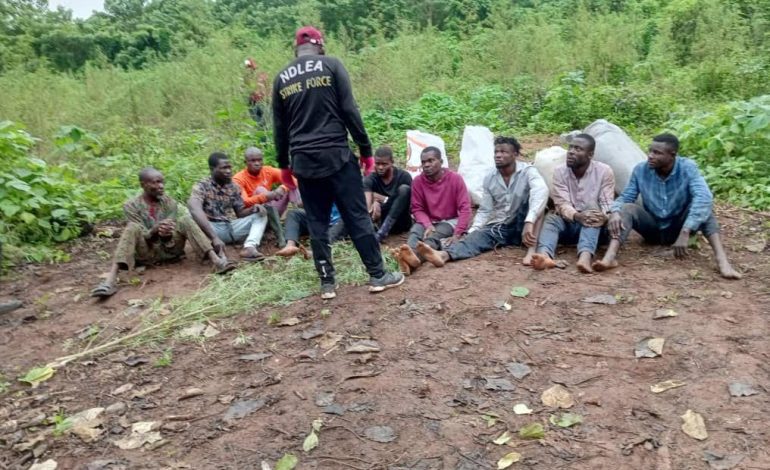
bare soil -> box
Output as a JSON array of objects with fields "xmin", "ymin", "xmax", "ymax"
[{"xmin": 1, "ymin": 206, "xmax": 768, "ymax": 470}]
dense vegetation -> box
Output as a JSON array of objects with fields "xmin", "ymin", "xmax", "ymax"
[{"xmin": 0, "ymin": 0, "xmax": 768, "ymax": 264}]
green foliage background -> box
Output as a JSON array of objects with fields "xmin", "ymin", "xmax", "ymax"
[{"xmin": 0, "ymin": 0, "xmax": 769, "ymax": 263}]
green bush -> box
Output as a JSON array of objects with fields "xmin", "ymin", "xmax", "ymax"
[{"xmin": 668, "ymin": 95, "xmax": 770, "ymax": 210}]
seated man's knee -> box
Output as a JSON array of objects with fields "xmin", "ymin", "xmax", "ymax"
[
  {"xmin": 397, "ymin": 184, "xmax": 411, "ymax": 198},
  {"xmin": 123, "ymin": 222, "xmax": 144, "ymax": 237},
  {"xmin": 701, "ymin": 212, "xmax": 720, "ymax": 237}
]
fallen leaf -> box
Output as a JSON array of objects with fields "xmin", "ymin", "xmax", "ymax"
[
  {"xmin": 29, "ymin": 460, "xmax": 57, "ymax": 470},
  {"xmin": 130, "ymin": 383, "xmax": 162, "ymax": 398},
  {"xmin": 582, "ymin": 294, "xmax": 617, "ymax": 305},
  {"xmin": 635, "ymin": 337, "xmax": 665, "ymax": 358},
  {"xmin": 68, "ymin": 407, "xmax": 105, "ymax": 442},
  {"xmin": 744, "ymin": 241, "xmax": 766, "ymax": 253},
  {"xmin": 178, "ymin": 323, "xmax": 206, "ymax": 338},
  {"xmin": 519, "ymin": 422, "xmax": 545, "ymax": 439},
  {"xmin": 278, "ymin": 317, "xmax": 300, "ymax": 327},
  {"xmin": 364, "ymin": 425, "xmax": 397, "ymax": 443},
  {"xmin": 112, "ymin": 383, "xmax": 134, "ymax": 395},
  {"xmin": 223, "ymin": 399, "xmax": 266, "ymax": 422},
  {"xmin": 497, "ymin": 451, "xmax": 521, "ymax": 469},
  {"xmin": 720, "ymin": 291, "xmax": 733, "ymax": 299},
  {"xmin": 302, "ymin": 431, "xmax": 318, "ymax": 452},
  {"xmin": 274, "ymin": 454, "xmax": 298, "ymax": 470},
  {"xmin": 549, "ymin": 412, "xmax": 583, "ymax": 428},
  {"xmin": 650, "ymin": 380, "xmax": 686, "ymax": 393},
  {"xmin": 460, "ymin": 334, "xmax": 480, "ymax": 345},
  {"xmin": 301, "ymin": 328, "xmax": 324, "ymax": 340},
  {"xmin": 510, "ymin": 286, "xmax": 530, "ymax": 298},
  {"xmin": 126, "ymin": 299, "xmax": 145, "ymax": 308},
  {"xmin": 728, "ymin": 382, "xmax": 759, "ymax": 397},
  {"xmin": 653, "ymin": 309, "xmax": 678, "ymax": 319},
  {"xmin": 314, "ymin": 391, "xmax": 335, "ymax": 407},
  {"xmin": 113, "ymin": 421, "xmax": 162, "ymax": 449},
  {"xmin": 202, "ymin": 325, "xmax": 220, "ymax": 338},
  {"xmin": 19, "ymin": 366, "xmax": 55, "ymax": 388},
  {"xmin": 311, "ymin": 418, "xmax": 323, "ymax": 432},
  {"xmin": 123, "ymin": 355, "xmax": 149, "ymax": 367},
  {"xmin": 484, "ymin": 377, "xmax": 515, "ymax": 391},
  {"xmin": 319, "ymin": 332, "xmax": 343, "ymax": 350},
  {"xmin": 541, "ymin": 384, "xmax": 574, "ymax": 409},
  {"xmin": 513, "ymin": 403, "xmax": 532, "ymax": 415},
  {"xmin": 261, "ymin": 462, "xmax": 272, "ymax": 470},
  {"xmin": 502, "ymin": 302, "xmax": 512, "ymax": 311},
  {"xmin": 493, "ymin": 431, "xmax": 512, "ymax": 445},
  {"xmin": 482, "ymin": 413, "xmax": 499, "ymax": 427},
  {"xmin": 703, "ymin": 450, "xmax": 745, "ymax": 470},
  {"xmin": 238, "ymin": 353, "xmax": 273, "ymax": 362},
  {"xmin": 681, "ymin": 409, "xmax": 708, "ymax": 440},
  {"xmin": 345, "ymin": 340, "xmax": 381, "ymax": 353},
  {"xmin": 178, "ymin": 388, "xmax": 204, "ymax": 400},
  {"xmin": 506, "ymin": 362, "xmax": 531, "ymax": 380}
]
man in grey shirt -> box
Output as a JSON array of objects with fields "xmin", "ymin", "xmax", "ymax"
[{"xmin": 416, "ymin": 136, "xmax": 548, "ymax": 267}]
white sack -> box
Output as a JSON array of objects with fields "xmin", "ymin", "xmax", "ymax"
[
  {"xmin": 583, "ymin": 119, "xmax": 646, "ymax": 194},
  {"xmin": 457, "ymin": 126, "xmax": 495, "ymax": 205},
  {"xmin": 405, "ymin": 130, "xmax": 448, "ymax": 178},
  {"xmin": 533, "ymin": 146, "xmax": 567, "ymax": 195}
]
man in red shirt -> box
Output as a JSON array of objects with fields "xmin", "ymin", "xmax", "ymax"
[
  {"xmin": 395, "ymin": 147, "xmax": 472, "ymax": 275},
  {"xmin": 233, "ymin": 147, "xmax": 294, "ymax": 247}
]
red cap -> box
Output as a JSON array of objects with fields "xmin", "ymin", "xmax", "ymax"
[{"xmin": 295, "ymin": 26, "xmax": 324, "ymax": 46}]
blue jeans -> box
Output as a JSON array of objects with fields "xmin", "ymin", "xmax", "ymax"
[
  {"xmin": 211, "ymin": 213, "xmax": 267, "ymax": 248},
  {"xmin": 447, "ymin": 217, "xmax": 525, "ymax": 261},
  {"xmin": 537, "ymin": 213, "xmax": 603, "ymax": 258},
  {"xmin": 618, "ymin": 203, "xmax": 719, "ymax": 245}
]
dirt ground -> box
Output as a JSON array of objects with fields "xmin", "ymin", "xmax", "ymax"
[{"xmin": 1, "ymin": 192, "xmax": 769, "ymax": 468}]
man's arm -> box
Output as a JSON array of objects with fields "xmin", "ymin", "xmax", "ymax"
[
  {"xmin": 231, "ymin": 184, "xmax": 258, "ymax": 218},
  {"xmin": 187, "ymin": 187, "xmax": 218, "ymax": 242},
  {"xmin": 525, "ymin": 167, "xmax": 549, "ymax": 223},
  {"xmin": 272, "ymin": 78, "xmax": 291, "ymax": 169},
  {"xmin": 598, "ymin": 166, "xmax": 616, "ymax": 214},
  {"xmin": 610, "ymin": 165, "xmax": 641, "ymax": 213},
  {"xmin": 470, "ymin": 175, "xmax": 494, "ymax": 231},
  {"xmin": 333, "ymin": 59, "xmax": 372, "ymax": 157},
  {"xmin": 683, "ymin": 161, "xmax": 714, "ymax": 231},
  {"xmin": 233, "ymin": 174, "xmax": 270, "ymax": 208},
  {"xmin": 410, "ymin": 179, "xmax": 433, "ymax": 228},
  {"xmin": 454, "ymin": 176, "xmax": 473, "ymax": 236},
  {"xmin": 551, "ymin": 168, "xmax": 576, "ymax": 222}
]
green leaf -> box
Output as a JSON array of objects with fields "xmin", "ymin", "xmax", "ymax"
[
  {"xmin": 302, "ymin": 431, "xmax": 318, "ymax": 452},
  {"xmin": 275, "ymin": 454, "xmax": 298, "ymax": 470},
  {"xmin": 311, "ymin": 418, "xmax": 323, "ymax": 432},
  {"xmin": 549, "ymin": 412, "xmax": 583, "ymax": 428},
  {"xmin": 518, "ymin": 422, "xmax": 545, "ymax": 439},
  {"xmin": 493, "ymin": 431, "xmax": 512, "ymax": 445},
  {"xmin": 0, "ymin": 200, "xmax": 21, "ymax": 217},
  {"xmin": 19, "ymin": 212, "xmax": 35, "ymax": 224},
  {"xmin": 497, "ymin": 451, "xmax": 521, "ymax": 469},
  {"xmin": 19, "ymin": 366, "xmax": 55, "ymax": 388},
  {"xmin": 510, "ymin": 286, "xmax": 530, "ymax": 298}
]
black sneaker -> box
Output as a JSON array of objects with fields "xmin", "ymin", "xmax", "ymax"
[
  {"xmin": 320, "ymin": 283, "xmax": 337, "ymax": 300},
  {"xmin": 368, "ymin": 271, "xmax": 405, "ymax": 293}
]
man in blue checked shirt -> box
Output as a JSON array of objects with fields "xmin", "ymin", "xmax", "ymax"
[{"xmin": 593, "ymin": 133, "xmax": 742, "ymax": 279}]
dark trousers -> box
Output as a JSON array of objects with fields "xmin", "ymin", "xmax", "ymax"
[
  {"xmin": 378, "ymin": 184, "xmax": 413, "ymax": 233},
  {"xmin": 297, "ymin": 155, "xmax": 385, "ymax": 284},
  {"xmin": 446, "ymin": 209, "xmax": 527, "ymax": 261},
  {"xmin": 618, "ymin": 203, "xmax": 719, "ymax": 245},
  {"xmin": 284, "ymin": 209, "xmax": 347, "ymax": 244}
]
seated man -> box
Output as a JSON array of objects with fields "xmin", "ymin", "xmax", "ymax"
[
  {"xmin": 275, "ymin": 204, "xmax": 347, "ymax": 258},
  {"xmin": 233, "ymin": 147, "xmax": 294, "ymax": 247},
  {"xmin": 395, "ymin": 146, "xmax": 472, "ymax": 275},
  {"xmin": 414, "ymin": 136, "xmax": 548, "ymax": 269},
  {"xmin": 593, "ymin": 133, "xmax": 742, "ymax": 279},
  {"xmin": 531, "ymin": 134, "xmax": 615, "ymax": 273},
  {"xmin": 364, "ymin": 146, "xmax": 413, "ymax": 242},
  {"xmin": 188, "ymin": 152, "xmax": 269, "ymax": 261},
  {"xmin": 91, "ymin": 168, "xmax": 231, "ymax": 298}
]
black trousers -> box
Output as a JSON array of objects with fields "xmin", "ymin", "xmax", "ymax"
[
  {"xmin": 378, "ymin": 184, "xmax": 413, "ymax": 233},
  {"xmin": 297, "ymin": 153, "xmax": 385, "ymax": 284}
]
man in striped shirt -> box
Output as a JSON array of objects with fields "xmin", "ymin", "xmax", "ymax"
[{"xmin": 593, "ymin": 133, "xmax": 742, "ymax": 279}]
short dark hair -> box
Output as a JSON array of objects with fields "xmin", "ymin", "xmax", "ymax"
[
  {"xmin": 653, "ymin": 133, "xmax": 679, "ymax": 153},
  {"xmin": 209, "ymin": 152, "xmax": 229, "ymax": 169},
  {"xmin": 494, "ymin": 136, "xmax": 522, "ymax": 154},
  {"xmin": 374, "ymin": 146, "xmax": 394, "ymax": 160},
  {"xmin": 138, "ymin": 167, "xmax": 161, "ymax": 183},
  {"xmin": 421, "ymin": 146, "xmax": 442, "ymax": 159},
  {"xmin": 574, "ymin": 133, "xmax": 596, "ymax": 152}
]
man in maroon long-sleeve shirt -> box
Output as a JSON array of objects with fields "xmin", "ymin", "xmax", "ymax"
[{"xmin": 395, "ymin": 147, "xmax": 471, "ymax": 275}]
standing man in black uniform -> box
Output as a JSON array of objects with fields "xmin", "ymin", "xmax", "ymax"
[{"xmin": 272, "ymin": 26, "xmax": 405, "ymax": 299}]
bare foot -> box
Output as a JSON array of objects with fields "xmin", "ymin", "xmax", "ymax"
[
  {"xmin": 530, "ymin": 253, "xmax": 557, "ymax": 270},
  {"xmin": 576, "ymin": 253, "xmax": 594, "ymax": 274},
  {"xmin": 718, "ymin": 262, "xmax": 743, "ymax": 280},
  {"xmin": 276, "ymin": 244, "xmax": 300, "ymax": 257},
  {"xmin": 394, "ymin": 251, "xmax": 412, "ymax": 276},
  {"xmin": 299, "ymin": 245, "xmax": 311, "ymax": 260},
  {"xmin": 416, "ymin": 241, "xmax": 445, "ymax": 267},
  {"xmin": 522, "ymin": 252, "xmax": 534, "ymax": 266},
  {"xmin": 592, "ymin": 259, "xmax": 618, "ymax": 272},
  {"xmin": 399, "ymin": 244, "xmax": 422, "ymax": 269}
]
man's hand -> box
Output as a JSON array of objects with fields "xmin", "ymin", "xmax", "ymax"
[
  {"xmin": 360, "ymin": 156, "xmax": 374, "ymax": 176},
  {"xmin": 522, "ymin": 221, "xmax": 537, "ymax": 247},
  {"xmin": 370, "ymin": 201, "xmax": 381, "ymax": 221},
  {"xmin": 443, "ymin": 234, "xmax": 461, "ymax": 247},
  {"xmin": 280, "ymin": 168, "xmax": 297, "ymax": 190},
  {"xmin": 252, "ymin": 204, "xmax": 267, "ymax": 215},
  {"xmin": 424, "ymin": 224, "xmax": 436, "ymax": 238},
  {"xmin": 577, "ymin": 210, "xmax": 608, "ymax": 228},
  {"xmin": 574, "ymin": 212, "xmax": 588, "ymax": 226},
  {"xmin": 672, "ymin": 230, "xmax": 690, "ymax": 259},
  {"xmin": 155, "ymin": 219, "xmax": 175, "ymax": 238},
  {"xmin": 607, "ymin": 212, "xmax": 624, "ymax": 239},
  {"xmin": 212, "ymin": 236, "xmax": 226, "ymax": 256}
]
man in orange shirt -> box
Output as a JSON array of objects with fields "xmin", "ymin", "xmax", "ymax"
[{"xmin": 233, "ymin": 147, "xmax": 293, "ymax": 247}]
